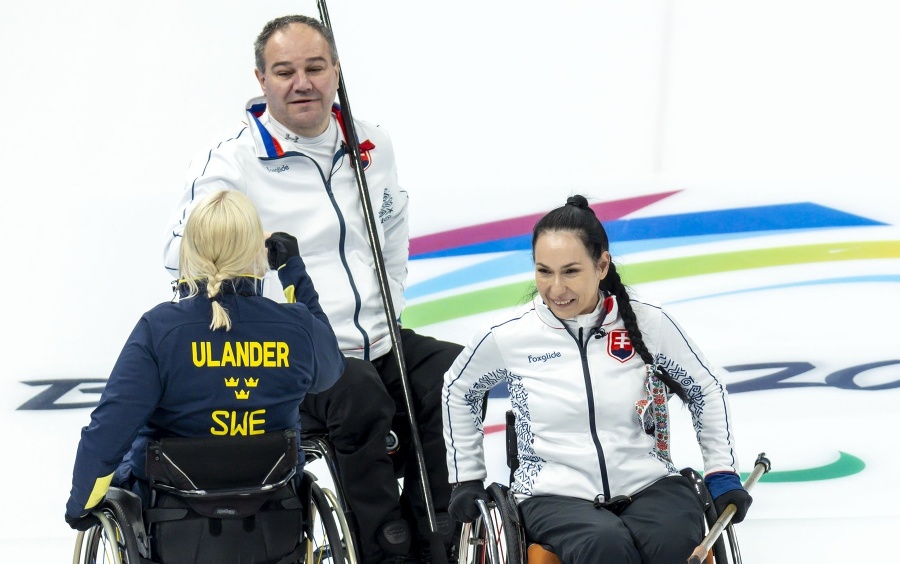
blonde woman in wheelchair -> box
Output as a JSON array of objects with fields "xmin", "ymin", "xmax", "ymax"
[
  {"xmin": 65, "ymin": 190, "xmax": 344, "ymax": 560},
  {"xmin": 442, "ymin": 195, "xmax": 751, "ymax": 564}
]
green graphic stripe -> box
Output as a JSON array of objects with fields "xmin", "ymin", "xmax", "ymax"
[
  {"xmin": 402, "ymin": 240, "xmax": 900, "ymax": 328},
  {"xmin": 621, "ymin": 240, "xmax": 899, "ymax": 283},
  {"xmin": 741, "ymin": 451, "xmax": 865, "ymax": 483}
]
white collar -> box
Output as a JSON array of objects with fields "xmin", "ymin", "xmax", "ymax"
[
  {"xmin": 534, "ymin": 291, "xmax": 615, "ymax": 330},
  {"xmin": 262, "ymin": 112, "xmax": 338, "ymax": 148}
]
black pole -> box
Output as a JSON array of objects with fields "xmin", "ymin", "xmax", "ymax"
[{"xmin": 314, "ymin": 3, "xmax": 448, "ymax": 563}]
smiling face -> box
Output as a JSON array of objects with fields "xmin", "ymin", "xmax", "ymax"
[
  {"xmin": 534, "ymin": 230, "xmax": 610, "ymax": 318},
  {"xmin": 254, "ymin": 23, "xmax": 340, "ymax": 138}
]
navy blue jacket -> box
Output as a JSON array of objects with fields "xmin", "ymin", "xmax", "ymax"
[{"xmin": 66, "ymin": 256, "xmax": 343, "ymax": 518}]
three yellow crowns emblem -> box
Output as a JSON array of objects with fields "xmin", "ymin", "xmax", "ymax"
[{"xmin": 224, "ymin": 377, "xmax": 259, "ymax": 399}]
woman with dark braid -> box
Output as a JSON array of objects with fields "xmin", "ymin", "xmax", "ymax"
[{"xmin": 442, "ymin": 195, "xmax": 751, "ymax": 563}]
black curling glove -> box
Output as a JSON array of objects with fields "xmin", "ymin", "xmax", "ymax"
[
  {"xmin": 705, "ymin": 472, "xmax": 753, "ymax": 524},
  {"xmin": 448, "ymin": 480, "xmax": 490, "ymax": 523},
  {"xmin": 65, "ymin": 512, "xmax": 100, "ymax": 531},
  {"xmin": 265, "ymin": 232, "xmax": 300, "ymax": 270},
  {"xmin": 713, "ymin": 488, "xmax": 753, "ymax": 524}
]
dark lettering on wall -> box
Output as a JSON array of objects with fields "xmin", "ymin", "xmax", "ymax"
[
  {"xmin": 825, "ymin": 361, "xmax": 900, "ymax": 391},
  {"xmin": 17, "ymin": 360, "xmax": 900, "ymax": 409},
  {"xmin": 17, "ymin": 379, "xmax": 107, "ymax": 410},
  {"xmin": 722, "ymin": 362, "xmax": 817, "ymax": 394},
  {"xmin": 723, "ymin": 361, "xmax": 900, "ymax": 393}
]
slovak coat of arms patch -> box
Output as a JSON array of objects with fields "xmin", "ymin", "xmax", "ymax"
[{"xmin": 607, "ymin": 329, "xmax": 635, "ymax": 362}]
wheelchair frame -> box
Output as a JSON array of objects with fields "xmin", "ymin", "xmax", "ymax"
[
  {"xmin": 456, "ymin": 411, "xmax": 748, "ymax": 564},
  {"xmin": 300, "ymin": 433, "xmax": 360, "ymax": 563},
  {"xmin": 73, "ymin": 434, "xmax": 357, "ymax": 564},
  {"xmin": 300, "ymin": 417, "xmax": 415, "ymax": 563}
]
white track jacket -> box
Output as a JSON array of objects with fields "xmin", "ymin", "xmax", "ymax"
[
  {"xmin": 443, "ymin": 294, "xmax": 739, "ymax": 503},
  {"xmin": 163, "ymin": 97, "xmax": 408, "ymax": 361}
]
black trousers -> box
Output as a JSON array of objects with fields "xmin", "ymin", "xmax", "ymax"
[
  {"xmin": 300, "ymin": 329, "xmax": 462, "ymax": 563},
  {"xmin": 518, "ymin": 475, "xmax": 705, "ymax": 564}
]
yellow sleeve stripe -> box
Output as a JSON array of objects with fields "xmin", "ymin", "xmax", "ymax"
[
  {"xmin": 274, "ymin": 265, "xmax": 296, "ymax": 303},
  {"xmin": 85, "ymin": 473, "xmax": 114, "ymax": 510}
]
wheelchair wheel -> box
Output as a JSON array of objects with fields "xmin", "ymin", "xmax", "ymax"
[
  {"xmin": 73, "ymin": 507, "xmax": 140, "ymax": 564},
  {"xmin": 457, "ymin": 483, "xmax": 524, "ymax": 564},
  {"xmin": 306, "ymin": 478, "xmax": 356, "ymax": 563}
]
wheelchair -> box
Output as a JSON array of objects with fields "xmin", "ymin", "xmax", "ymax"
[
  {"xmin": 456, "ymin": 412, "xmax": 747, "ymax": 564},
  {"xmin": 72, "ymin": 429, "xmax": 356, "ymax": 563},
  {"xmin": 298, "ymin": 413, "xmax": 413, "ymax": 557}
]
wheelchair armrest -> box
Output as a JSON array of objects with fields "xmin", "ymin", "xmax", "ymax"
[
  {"xmin": 99, "ymin": 487, "xmax": 151, "ymax": 558},
  {"xmin": 679, "ymin": 467, "xmax": 712, "ymax": 509}
]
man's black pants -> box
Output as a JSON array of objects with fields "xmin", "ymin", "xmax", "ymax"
[{"xmin": 301, "ymin": 329, "xmax": 462, "ymax": 563}]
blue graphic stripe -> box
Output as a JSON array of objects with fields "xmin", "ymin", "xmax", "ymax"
[
  {"xmin": 666, "ymin": 275, "xmax": 900, "ymax": 304},
  {"xmin": 607, "ymin": 203, "xmax": 882, "ymax": 239},
  {"xmin": 405, "ymin": 204, "xmax": 884, "ymax": 299},
  {"xmin": 412, "ymin": 203, "xmax": 883, "ymax": 259},
  {"xmin": 407, "ymin": 252, "xmax": 533, "ymax": 300},
  {"xmin": 406, "ymin": 231, "xmax": 840, "ymax": 300}
]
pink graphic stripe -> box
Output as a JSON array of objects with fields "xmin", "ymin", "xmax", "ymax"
[{"xmin": 409, "ymin": 190, "xmax": 681, "ymax": 256}]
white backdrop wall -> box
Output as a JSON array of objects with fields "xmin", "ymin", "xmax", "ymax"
[{"xmin": 1, "ymin": 1, "xmax": 899, "ymax": 562}]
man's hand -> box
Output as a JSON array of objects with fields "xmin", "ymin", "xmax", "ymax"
[{"xmin": 448, "ymin": 480, "xmax": 490, "ymax": 523}]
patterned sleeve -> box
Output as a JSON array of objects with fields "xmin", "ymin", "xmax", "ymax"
[
  {"xmin": 442, "ymin": 327, "xmax": 508, "ymax": 484},
  {"xmin": 651, "ymin": 307, "xmax": 740, "ymax": 475}
]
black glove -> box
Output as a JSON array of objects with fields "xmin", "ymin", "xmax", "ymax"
[
  {"xmin": 705, "ymin": 472, "xmax": 752, "ymax": 524},
  {"xmin": 448, "ymin": 480, "xmax": 490, "ymax": 523},
  {"xmin": 713, "ymin": 488, "xmax": 753, "ymax": 524},
  {"xmin": 65, "ymin": 512, "xmax": 100, "ymax": 531},
  {"xmin": 265, "ymin": 232, "xmax": 300, "ymax": 270}
]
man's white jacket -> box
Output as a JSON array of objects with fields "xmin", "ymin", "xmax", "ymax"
[
  {"xmin": 442, "ymin": 294, "xmax": 740, "ymax": 503},
  {"xmin": 163, "ymin": 97, "xmax": 408, "ymax": 361}
]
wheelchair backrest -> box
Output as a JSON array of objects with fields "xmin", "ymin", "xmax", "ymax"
[
  {"xmin": 138, "ymin": 430, "xmax": 308, "ymax": 563},
  {"xmin": 145, "ymin": 429, "xmax": 299, "ymax": 518},
  {"xmin": 146, "ymin": 429, "xmax": 298, "ymax": 491}
]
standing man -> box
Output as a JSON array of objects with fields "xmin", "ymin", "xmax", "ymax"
[{"xmin": 163, "ymin": 15, "xmax": 461, "ymax": 564}]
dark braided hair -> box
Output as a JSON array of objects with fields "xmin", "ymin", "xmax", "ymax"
[{"xmin": 533, "ymin": 195, "xmax": 688, "ymax": 403}]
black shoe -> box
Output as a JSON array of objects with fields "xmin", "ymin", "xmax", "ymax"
[
  {"xmin": 377, "ymin": 519, "xmax": 412, "ymax": 560},
  {"xmin": 414, "ymin": 511, "xmax": 458, "ymax": 564},
  {"xmin": 417, "ymin": 541, "xmax": 458, "ymax": 564}
]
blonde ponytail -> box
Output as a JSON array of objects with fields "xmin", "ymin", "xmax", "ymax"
[
  {"xmin": 178, "ymin": 190, "xmax": 268, "ymax": 331},
  {"xmin": 206, "ymin": 274, "xmax": 232, "ymax": 331}
]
